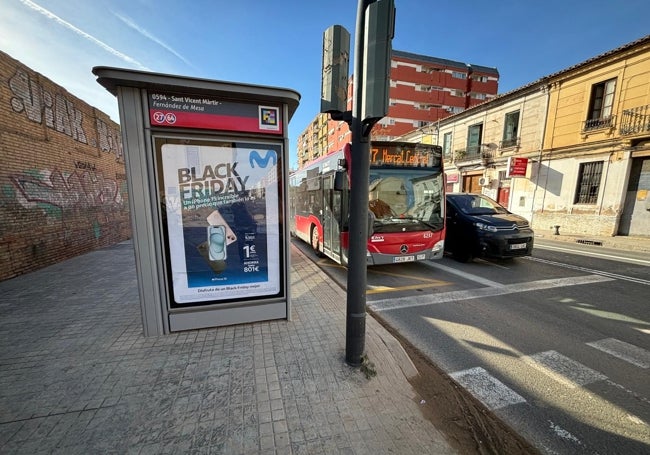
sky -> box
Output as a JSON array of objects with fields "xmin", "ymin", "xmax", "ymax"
[{"xmin": 2, "ymin": 0, "xmax": 649, "ymax": 169}]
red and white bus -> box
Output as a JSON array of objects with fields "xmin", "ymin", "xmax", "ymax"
[{"xmin": 289, "ymin": 141, "xmax": 445, "ymax": 265}]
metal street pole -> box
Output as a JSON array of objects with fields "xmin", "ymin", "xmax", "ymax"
[{"xmin": 345, "ymin": 0, "xmax": 373, "ymax": 367}]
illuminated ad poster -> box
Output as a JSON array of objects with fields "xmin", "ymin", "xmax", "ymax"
[
  {"xmin": 149, "ymin": 92, "xmax": 282, "ymax": 135},
  {"xmin": 161, "ymin": 141, "xmax": 282, "ymax": 305}
]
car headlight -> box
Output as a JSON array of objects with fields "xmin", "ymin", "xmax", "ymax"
[{"xmin": 474, "ymin": 222, "xmax": 498, "ymax": 232}]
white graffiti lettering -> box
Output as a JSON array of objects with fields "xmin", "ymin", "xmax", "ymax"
[
  {"xmin": 11, "ymin": 169, "xmax": 124, "ymax": 210},
  {"xmin": 8, "ymin": 69, "xmax": 123, "ymax": 162},
  {"xmin": 96, "ymin": 118, "xmax": 123, "ymax": 161}
]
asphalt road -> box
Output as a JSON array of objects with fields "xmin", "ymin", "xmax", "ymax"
[{"xmin": 295, "ymin": 238, "xmax": 650, "ymax": 454}]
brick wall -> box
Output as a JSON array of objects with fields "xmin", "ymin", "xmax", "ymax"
[{"xmin": 0, "ymin": 51, "xmax": 131, "ymax": 281}]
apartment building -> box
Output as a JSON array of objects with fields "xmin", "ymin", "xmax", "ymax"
[
  {"xmin": 401, "ymin": 35, "xmax": 650, "ymax": 238},
  {"xmin": 296, "ymin": 50, "xmax": 499, "ymax": 168},
  {"xmin": 296, "ymin": 113, "xmax": 329, "ymax": 169}
]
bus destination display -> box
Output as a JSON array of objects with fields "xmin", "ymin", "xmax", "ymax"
[{"xmin": 370, "ymin": 143, "xmax": 441, "ymax": 167}]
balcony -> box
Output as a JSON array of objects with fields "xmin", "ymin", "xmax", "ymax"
[
  {"xmin": 583, "ymin": 115, "xmax": 615, "ymax": 132},
  {"xmin": 453, "ymin": 145, "xmax": 481, "ymax": 163},
  {"xmin": 500, "ymin": 137, "xmax": 520, "ymax": 149},
  {"xmin": 481, "ymin": 148, "xmax": 496, "ymax": 166},
  {"xmin": 620, "ymin": 105, "xmax": 650, "ymax": 135}
]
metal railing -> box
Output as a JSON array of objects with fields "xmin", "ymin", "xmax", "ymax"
[
  {"xmin": 620, "ymin": 105, "xmax": 650, "ymax": 135},
  {"xmin": 583, "ymin": 115, "xmax": 615, "ymax": 131},
  {"xmin": 449, "ymin": 104, "xmax": 649, "ymax": 166},
  {"xmin": 453, "ymin": 145, "xmax": 481, "ymax": 162},
  {"xmin": 500, "ymin": 137, "xmax": 520, "ymax": 149}
]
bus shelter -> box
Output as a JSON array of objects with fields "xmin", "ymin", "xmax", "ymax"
[{"xmin": 93, "ymin": 67, "xmax": 300, "ymax": 336}]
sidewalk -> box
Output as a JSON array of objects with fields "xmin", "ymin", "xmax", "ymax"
[
  {"xmin": 0, "ymin": 241, "xmax": 456, "ymax": 454},
  {"xmin": 534, "ymin": 230, "xmax": 650, "ymax": 253}
]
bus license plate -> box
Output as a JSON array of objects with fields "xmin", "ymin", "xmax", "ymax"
[
  {"xmin": 510, "ymin": 243, "xmax": 527, "ymax": 250},
  {"xmin": 394, "ymin": 256, "xmax": 415, "ymax": 263}
]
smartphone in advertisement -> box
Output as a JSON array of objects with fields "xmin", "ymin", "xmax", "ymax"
[
  {"xmin": 206, "ymin": 210, "xmax": 237, "ymax": 245},
  {"xmin": 208, "ymin": 225, "xmax": 228, "ymax": 261}
]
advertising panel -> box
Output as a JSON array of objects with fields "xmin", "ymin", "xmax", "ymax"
[{"xmin": 159, "ymin": 139, "xmax": 283, "ymax": 305}]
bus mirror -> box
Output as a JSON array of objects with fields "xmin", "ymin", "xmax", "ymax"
[
  {"xmin": 334, "ymin": 170, "xmax": 346, "ymax": 191},
  {"xmin": 367, "ymin": 211, "xmax": 375, "ymax": 237}
]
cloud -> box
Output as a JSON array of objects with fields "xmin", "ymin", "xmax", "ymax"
[
  {"xmin": 113, "ymin": 12, "xmax": 196, "ymax": 70},
  {"xmin": 19, "ymin": 0, "xmax": 149, "ymax": 70}
]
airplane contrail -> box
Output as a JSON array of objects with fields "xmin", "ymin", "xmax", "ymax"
[
  {"xmin": 114, "ymin": 12, "xmax": 196, "ymax": 69},
  {"xmin": 19, "ymin": 0, "xmax": 150, "ymax": 70}
]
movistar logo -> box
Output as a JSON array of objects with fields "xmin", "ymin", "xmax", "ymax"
[{"xmin": 249, "ymin": 150, "xmax": 277, "ymax": 169}]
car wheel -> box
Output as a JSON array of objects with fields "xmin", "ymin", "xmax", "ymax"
[{"xmin": 454, "ymin": 247, "xmax": 473, "ymax": 263}]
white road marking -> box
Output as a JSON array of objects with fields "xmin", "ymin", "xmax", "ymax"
[
  {"xmin": 534, "ymin": 243, "xmax": 650, "ymax": 266},
  {"xmin": 604, "ymin": 379, "xmax": 650, "ymax": 406},
  {"xmin": 449, "ymin": 367, "xmax": 526, "ymax": 410},
  {"xmin": 587, "ymin": 338, "xmax": 650, "ymax": 369},
  {"xmin": 548, "ymin": 420, "xmax": 583, "ymax": 445},
  {"xmin": 524, "ymin": 350, "xmax": 607, "ymax": 388},
  {"xmin": 369, "ymin": 274, "xmax": 613, "ymax": 312},
  {"xmin": 425, "ymin": 261, "xmax": 505, "ymax": 287},
  {"xmin": 525, "ymin": 256, "xmax": 650, "ymax": 285}
]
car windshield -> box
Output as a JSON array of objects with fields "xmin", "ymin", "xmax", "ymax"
[
  {"xmin": 449, "ymin": 194, "xmax": 509, "ymax": 215},
  {"xmin": 368, "ymin": 168, "xmax": 444, "ymax": 232}
]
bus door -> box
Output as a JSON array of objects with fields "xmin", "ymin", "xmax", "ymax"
[{"xmin": 322, "ymin": 173, "xmax": 341, "ymax": 261}]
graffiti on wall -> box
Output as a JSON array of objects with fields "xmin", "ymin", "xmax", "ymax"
[
  {"xmin": 10, "ymin": 168, "xmax": 125, "ymax": 212},
  {"xmin": 96, "ymin": 117, "xmax": 123, "ymax": 162},
  {"xmin": 9, "ymin": 69, "xmax": 123, "ymax": 162}
]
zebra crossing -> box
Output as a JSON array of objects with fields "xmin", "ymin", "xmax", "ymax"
[
  {"xmin": 368, "ymin": 251, "xmax": 650, "ymax": 452},
  {"xmin": 449, "ymin": 337, "xmax": 650, "ymax": 452},
  {"xmin": 586, "ymin": 338, "xmax": 650, "ymax": 369},
  {"xmin": 449, "ymin": 337, "xmax": 649, "ymax": 411}
]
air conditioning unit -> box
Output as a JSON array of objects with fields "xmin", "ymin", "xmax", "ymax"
[{"xmin": 478, "ymin": 177, "xmax": 491, "ymax": 186}]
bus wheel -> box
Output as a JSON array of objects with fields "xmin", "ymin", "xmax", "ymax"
[{"xmin": 310, "ymin": 225, "xmax": 323, "ymax": 257}]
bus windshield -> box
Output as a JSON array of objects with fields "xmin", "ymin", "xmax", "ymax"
[{"xmin": 368, "ymin": 168, "xmax": 444, "ymax": 233}]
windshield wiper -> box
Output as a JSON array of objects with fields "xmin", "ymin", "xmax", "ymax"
[
  {"xmin": 393, "ymin": 215, "xmax": 441, "ymax": 231},
  {"xmin": 418, "ymin": 219, "xmax": 442, "ymax": 230}
]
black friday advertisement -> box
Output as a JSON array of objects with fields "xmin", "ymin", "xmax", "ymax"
[{"xmin": 161, "ymin": 142, "xmax": 281, "ymax": 304}]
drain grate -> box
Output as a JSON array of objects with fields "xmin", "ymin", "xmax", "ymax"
[{"xmin": 575, "ymin": 239, "xmax": 603, "ymax": 246}]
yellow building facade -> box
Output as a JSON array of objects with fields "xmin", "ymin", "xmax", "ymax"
[
  {"xmin": 536, "ymin": 35, "xmax": 650, "ymax": 236},
  {"xmin": 401, "ymin": 34, "xmax": 650, "ymax": 238}
]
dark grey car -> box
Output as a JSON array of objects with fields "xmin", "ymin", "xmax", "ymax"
[{"xmin": 445, "ymin": 193, "xmax": 534, "ymax": 262}]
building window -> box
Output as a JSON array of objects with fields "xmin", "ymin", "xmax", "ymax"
[
  {"xmin": 574, "ymin": 161, "xmax": 603, "ymax": 204},
  {"xmin": 472, "ymin": 75, "xmax": 488, "ymax": 83},
  {"xmin": 585, "ymin": 78, "xmax": 616, "ymax": 130},
  {"xmin": 451, "ymin": 90, "xmax": 465, "ymax": 97},
  {"xmin": 442, "ymin": 132, "xmax": 452, "ymax": 158},
  {"xmin": 467, "ymin": 123, "xmax": 483, "ymax": 155},
  {"xmin": 470, "ymin": 93, "xmax": 487, "ymax": 100},
  {"xmin": 421, "ymin": 66, "xmax": 441, "ymax": 73},
  {"xmin": 502, "ymin": 110, "xmax": 520, "ymax": 148},
  {"xmin": 451, "ymin": 71, "xmax": 467, "ymax": 79}
]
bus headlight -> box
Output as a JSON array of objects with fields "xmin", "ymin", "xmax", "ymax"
[{"xmin": 432, "ymin": 240, "xmax": 444, "ymax": 253}]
